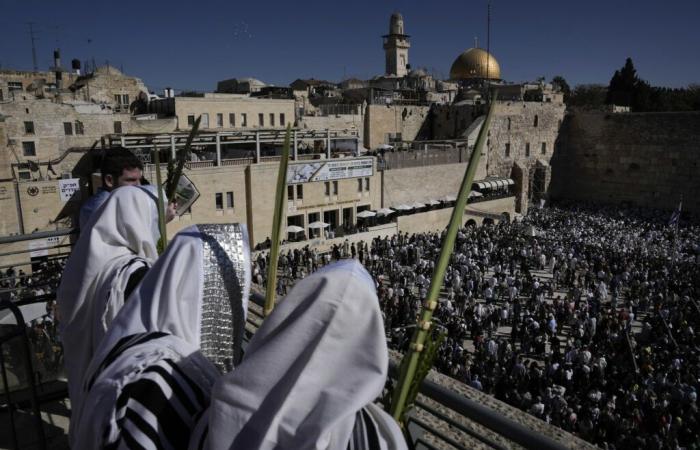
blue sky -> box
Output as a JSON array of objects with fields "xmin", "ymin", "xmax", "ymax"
[{"xmin": 1, "ymin": 0, "xmax": 698, "ymax": 93}]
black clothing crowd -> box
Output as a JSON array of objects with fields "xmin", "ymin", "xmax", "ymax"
[{"xmin": 254, "ymin": 204, "xmax": 699, "ymax": 449}]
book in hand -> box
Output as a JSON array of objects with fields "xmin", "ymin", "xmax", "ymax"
[{"xmin": 173, "ymin": 174, "xmax": 200, "ymax": 216}]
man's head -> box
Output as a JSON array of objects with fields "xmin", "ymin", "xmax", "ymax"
[{"xmin": 100, "ymin": 147, "xmax": 143, "ymax": 190}]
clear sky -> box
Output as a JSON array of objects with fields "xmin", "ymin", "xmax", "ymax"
[{"xmin": 1, "ymin": 0, "xmax": 698, "ymax": 93}]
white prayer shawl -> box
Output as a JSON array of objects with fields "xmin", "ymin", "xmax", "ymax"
[
  {"xmin": 70, "ymin": 224, "xmax": 251, "ymax": 448},
  {"xmin": 57, "ymin": 186, "xmax": 159, "ymax": 412},
  {"xmin": 204, "ymin": 260, "xmax": 407, "ymax": 450}
]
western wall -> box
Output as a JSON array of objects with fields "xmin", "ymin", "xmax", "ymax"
[{"xmin": 550, "ymin": 110, "xmax": 700, "ymax": 213}]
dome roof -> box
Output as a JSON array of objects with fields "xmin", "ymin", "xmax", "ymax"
[{"xmin": 449, "ymin": 48, "xmax": 501, "ymax": 81}]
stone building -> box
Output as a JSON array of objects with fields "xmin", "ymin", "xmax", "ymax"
[
  {"xmin": 149, "ymin": 93, "xmax": 295, "ymax": 130},
  {"xmin": 383, "ymin": 12, "xmax": 411, "ymax": 77},
  {"xmin": 69, "ymin": 66, "xmax": 149, "ymax": 112},
  {"xmin": 0, "ymin": 69, "xmax": 78, "ymax": 102},
  {"xmin": 216, "ymin": 77, "xmax": 267, "ymax": 95}
]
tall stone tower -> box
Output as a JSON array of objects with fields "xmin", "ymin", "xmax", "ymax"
[{"xmin": 383, "ymin": 12, "xmax": 410, "ymax": 77}]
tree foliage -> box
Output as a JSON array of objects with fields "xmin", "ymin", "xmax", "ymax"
[
  {"xmin": 602, "ymin": 58, "xmax": 700, "ymax": 112},
  {"xmin": 551, "ymin": 76, "xmax": 571, "ymax": 103},
  {"xmin": 568, "ymin": 84, "xmax": 607, "ymax": 109}
]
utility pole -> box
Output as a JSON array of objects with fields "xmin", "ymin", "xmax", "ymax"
[{"xmin": 28, "ymin": 22, "xmax": 38, "ymax": 72}]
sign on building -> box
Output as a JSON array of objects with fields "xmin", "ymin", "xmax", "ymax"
[
  {"xmin": 28, "ymin": 236, "xmax": 61, "ymax": 258},
  {"xmin": 287, "ymin": 158, "xmax": 373, "ymax": 184},
  {"xmin": 59, "ymin": 178, "xmax": 81, "ymax": 202}
]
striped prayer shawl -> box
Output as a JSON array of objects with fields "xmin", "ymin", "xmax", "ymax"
[{"xmin": 89, "ymin": 334, "xmax": 210, "ymax": 450}]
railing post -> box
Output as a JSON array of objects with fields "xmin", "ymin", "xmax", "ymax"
[
  {"xmin": 256, "ymin": 131, "xmax": 261, "ymax": 163},
  {"xmin": 216, "ymin": 133, "xmax": 222, "ymax": 166},
  {"xmin": 293, "ymin": 130, "xmax": 298, "ymax": 160},
  {"xmin": 326, "ymin": 129, "xmax": 331, "ymax": 159}
]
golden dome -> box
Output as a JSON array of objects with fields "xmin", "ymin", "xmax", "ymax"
[{"xmin": 449, "ymin": 48, "xmax": 501, "ymax": 81}]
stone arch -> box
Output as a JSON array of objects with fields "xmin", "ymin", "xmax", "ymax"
[
  {"xmin": 465, "ymin": 219, "xmax": 477, "ymax": 228},
  {"xmin": 483, "ymin": 218, "xmax": 495, "ymax": 226},
  {"xmin": 500, "ymin": 212, "xmax": 511, "ymax": 223}
]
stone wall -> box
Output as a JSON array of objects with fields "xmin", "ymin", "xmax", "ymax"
[
  {"xmin": 486, "ymin": 101, "xmax": 566, "ymax": 212},
  {"xmin": 364, "ymin": 104, "xmax": 430, "ymax": 149},
  {"xmin": 430, "ymin": 100, "xmax": 565, "ymax": 213},
  {"xmin": 382, "ymin": 160, "xmax": 487, "ymax": 207},
  {"xmin": 550, "ymin": 110, "xmax": 700, "ymax": 213}
]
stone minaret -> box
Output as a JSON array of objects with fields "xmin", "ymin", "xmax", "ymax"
[{"xmin": 383, "ymin": 12, "xmax": 410, "ymax": 77}]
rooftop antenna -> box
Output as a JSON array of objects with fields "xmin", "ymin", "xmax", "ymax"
[
  {"xmin": 27, "ymin": 22, "xmax": 38, "ymax": 72},
  {"xmin": 474, "ymin": 36, "xmax": 478, "ymax": 48}
]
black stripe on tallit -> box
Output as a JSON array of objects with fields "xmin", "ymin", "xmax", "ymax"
[
  {"xmin": 142, "ymin": 364, "xmax": 198, "ymax": 415},
  {"xmin": 85, "ymin": 332, "xmax": 168, "ymax": 391},
  {"xmin": 165, "ymin": 359, "xmax": 208, "ymax": 408},
  {"xmin": 361, "ymin": 408, "xmax": 380, "ymax": 450},
  {"xmin": 124, "ymin": 265, "xmax": 149, "ymax": 300},
  {"xmin": 115, "ymin": 377, "xmax": 190, "ymax": 446},
  {"xmin": 120, "ymin": 407, "xmax": 166, "ymax": 450}
]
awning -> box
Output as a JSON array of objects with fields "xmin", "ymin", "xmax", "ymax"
[
  {"xmin": 356, "ymin": 210, "xmax": 376, "ymax": 218},
  {"xmin": 472, "ymin": 177, "xmax": 515, "ymax": 190},
  {"xmin": 393, "ymin": 204, "xmax": 414, "ymax": 211},
  {"xmin": 376, "ymin": 208, "xmax": 395, "ymax": 216}
]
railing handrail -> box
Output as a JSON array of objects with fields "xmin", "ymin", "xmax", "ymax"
[{"xmin": 0, "ymin": 229, "xmax": 76, "ymax": 245}]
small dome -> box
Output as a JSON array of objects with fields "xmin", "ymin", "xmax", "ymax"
[
  {"xmin": 389, "ymin": 12, "xmax": 404, "ymax": 35},
  {"xmin": 449, "ymin": 48, "xmax": 501, "ymax": 81},
  {"xmin": 408, "ymin": 68, "xmax": 427, "ymax": 78}
]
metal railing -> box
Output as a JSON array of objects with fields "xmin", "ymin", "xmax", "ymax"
[{"xmin": 0, "ymin": 300, "xmax": 48, "ymax": 450}]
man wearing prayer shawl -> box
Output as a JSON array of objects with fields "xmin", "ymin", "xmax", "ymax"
[
  {"xmin": 57, "ymin": 186, "xmax": 160, "ymax": 415},
  {"xmin": 70, "ymin": 223, "xmax": 251, "ymax": 448},
  {"xmin": 73, "ymin": 225, "xmax": 405, "ymax": 449},
  {"xmin": 200, "ymin": 259, "xmax": 407, "ymax": 450}
]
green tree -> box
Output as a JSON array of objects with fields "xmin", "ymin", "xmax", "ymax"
[
  {"xmin": 606, "ymin": 57, "xmax": 638, "ymax": 106},
  {"xmin": 568, "ymin": 84, "xmax": 607, "ymax": 108},
  {"xmin": 551, "ymin": 76, "xmax": 571, "ymax": 103}
]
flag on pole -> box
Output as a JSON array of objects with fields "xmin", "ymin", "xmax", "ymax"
[{"xmin": 668, "ymin": 200, "xmax": 682, "ymax": 226}]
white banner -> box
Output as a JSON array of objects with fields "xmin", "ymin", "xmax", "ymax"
[
  {"xmin": 28, "ymin": 236, "xmax": 60, "ymax": 258},
  {"xmin": 287, "ymin": 158, "xmax": 373, "ymax": 184},
  {"xmin": 59, "ymin": 178, "xmax": 81, "ymax": 202}
]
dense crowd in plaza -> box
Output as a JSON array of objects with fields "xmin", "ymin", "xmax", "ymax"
[
  {"xmin": 3, "ymin": 194, "xmax": 699, "ymax": 448},
  {"xmin": 0, "ymin": 258, "xmax": 67, "ymax": 302},
  {"xmin": 254, "ymin": 203, "xmax": 700, "ymax": 449}
]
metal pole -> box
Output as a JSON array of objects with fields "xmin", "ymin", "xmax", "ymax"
[
  {"xmin": 390, "ymin": 91, "xmax": 498, "ymax": 422},
  {"xmin": 326, "ymin": 129, "xmax": 331, "ymax": 159}
]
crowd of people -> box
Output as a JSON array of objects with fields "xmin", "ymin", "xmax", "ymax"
[
  {"xmin": 0, "ymin": 258, "xmax": 66, "ymax": 302},
  {"xmin": 253, "ymin": 203, "xmax": 699, "ymax": 449}
]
